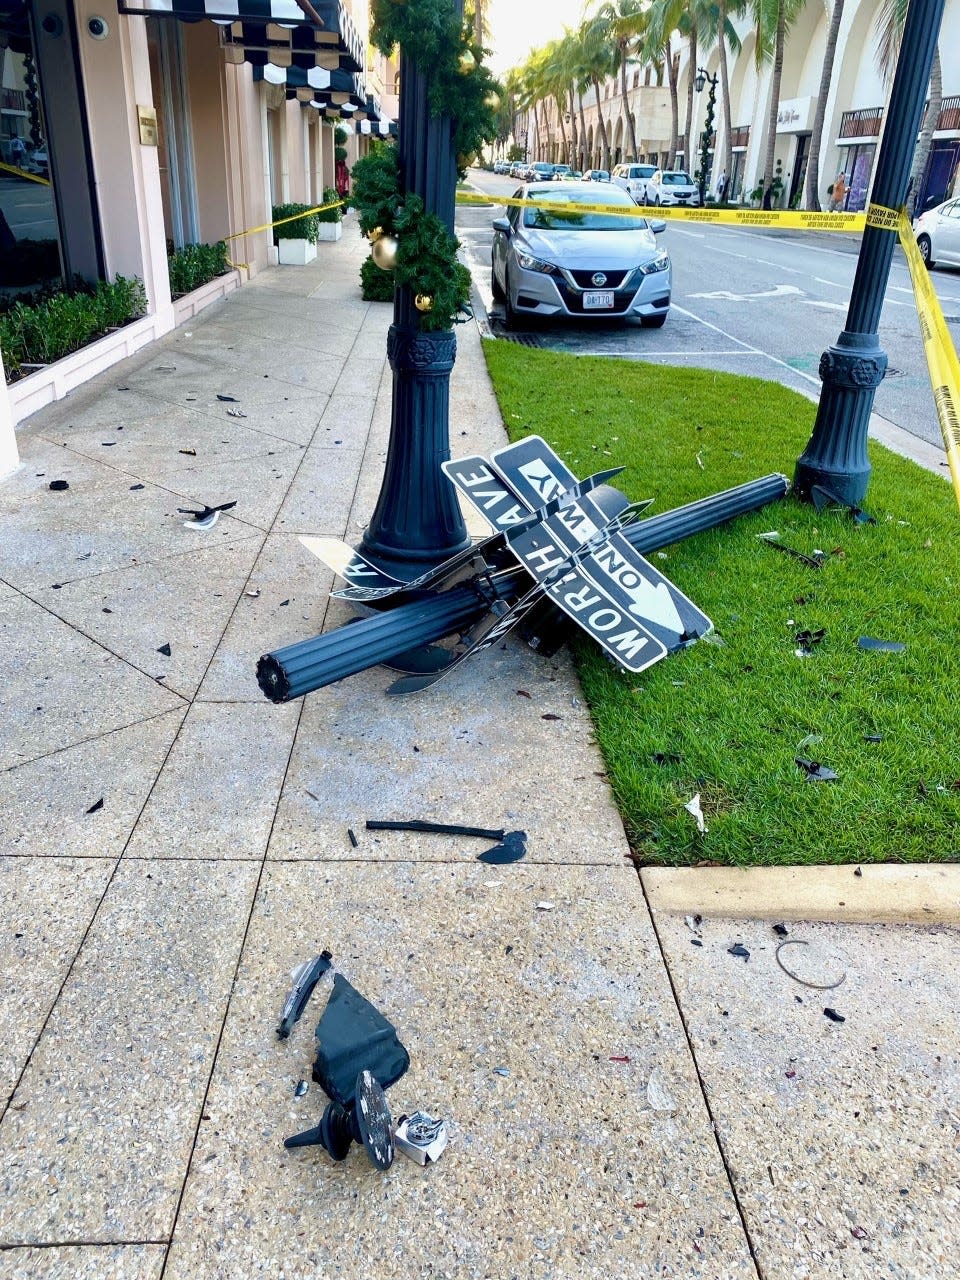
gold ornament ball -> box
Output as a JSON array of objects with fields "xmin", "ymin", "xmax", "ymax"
[
  {"xmin": 368, "ymin": 225, "xmax": 384, "ymax": 243},
  {"xmin": 484, "ymin": 91, "xmax": 501, "ymax": 112},
  {"xmin": 458, "ymin": 50, "xmax": 475, "ymax": 73},
  {"xmin": 414, "ymin": 293, "xmax": 434, "ymax": 313},
  {"xmin": 371, "ymin": 234, "xmax": 398, "ymax": 270}
]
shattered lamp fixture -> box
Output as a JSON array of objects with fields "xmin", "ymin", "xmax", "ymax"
[{"xmin": 285, "ymin": 1069, "xmax": 395, "ymax": 1169}]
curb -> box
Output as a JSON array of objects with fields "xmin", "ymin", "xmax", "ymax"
[{"xmin": 641, "ymin": 864, "xmax": 960, "ymax": 925}]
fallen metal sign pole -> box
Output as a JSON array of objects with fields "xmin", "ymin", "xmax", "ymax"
[{"xmin": 257, "ymin": 445, "xmax": 789, "ymax": 702}]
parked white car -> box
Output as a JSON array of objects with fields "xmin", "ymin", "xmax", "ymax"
[
  {"xmin": 649, "ymin": 170, "xmax": 700, "ymax": 207},
  {"xmin": 612, "ymin": 163, "xmax": 661, "ymax": 204},
  {"xmin": 914, "ymin": 197, "xmax": 960, "ymax": 269}
]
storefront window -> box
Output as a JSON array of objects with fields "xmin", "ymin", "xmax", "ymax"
[
  {"xmin": 843, "ymin": 144, "xmax": 876, "ymax": 213},
  {"xmin": 0, "ymin": 5, "xmax": 64, "ymax": 295}
]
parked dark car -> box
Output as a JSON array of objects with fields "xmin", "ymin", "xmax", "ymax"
[{"xmin": 582, "ymin": 169, "xmax": 610, "ymax": 182}]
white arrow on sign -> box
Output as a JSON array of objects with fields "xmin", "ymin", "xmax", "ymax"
[
  {"xmin": 688, "ymin": 284, "xmax": 805, "ymax": 303},
  {"xmin": 624, "ymin": 576, "xmax": 685, "ymax": 634}
]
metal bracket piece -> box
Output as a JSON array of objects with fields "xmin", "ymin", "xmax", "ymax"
[{"xmin": 394, "ymin": 1111, "xmax": 448, "ymax": 1165}]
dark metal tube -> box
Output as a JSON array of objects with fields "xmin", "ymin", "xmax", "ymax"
[{"xmin": 257, "ymin": 473, "xmax": 790, "ymax": 701}]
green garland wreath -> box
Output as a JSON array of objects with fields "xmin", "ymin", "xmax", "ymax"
[
  {"xmin": 351, "ymin": 148, "xmax": 471, "ymax": 332},
  {"xmin": 370, "ymin": 0, "xmax": 501, "ymax": 164},
  {"xmin": 351, "ymin": 1, "xmax": 501, "ymax": 331}
]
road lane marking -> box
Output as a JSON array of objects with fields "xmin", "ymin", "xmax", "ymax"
[
  {"xmin": 688, "ymin": 283, "xmax": 804, "ymax": 302},
  {"xmin": 671, "ymin": 302, "xmax": 822, "ymax": 388}
]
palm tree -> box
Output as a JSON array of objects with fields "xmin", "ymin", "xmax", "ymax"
[
  {"xmin": 598, "ymin": 0, "xmax": 646, "ymax": 162},
  {"xmin": 703, "ymin": 0, "xmax": 746, "ymax": 189},
  {"xmin": 542, "ymin": 37, "xmax": 575, "ymax": 165},
  {"xmin": 803, "ymin": 0, "xmax": 844, "ymax": 209},
  {"xmin": 751, "ymin": 0, "xmax": 807, "ymax": 200},
  {"xmin": 875, "ymin": 0, "xmax": 942, "ymax": 216},
  {"xmin": 579, "ymin": 11, "xmax": 618, "ymax": 170}
]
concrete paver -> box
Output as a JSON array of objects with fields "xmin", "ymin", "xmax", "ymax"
[
  {"xmin": 0, "ymin": 860, "xmax": 259, "ymax": 1244},
  {"xmin": 651, "ymin": 912, "xmax": 960, "ymax": 1279},
  {"xmin": 1, "ymin": 219, "xmax": 956, "ymax": 1279},
  {"xmin": 162, "ymin": 861, "xmax": 756, "ymax": 1280}
]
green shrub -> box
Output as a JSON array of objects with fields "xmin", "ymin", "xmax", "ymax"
[
  {"xmin": 167, "ymin": 241, "xmax": 230, "ymax": 296},
  {"xmin": 272, "ymin": 203, "xmax": 320, "ymax": 244},
  {"xmin": 360, "ymin": 253, "xmax": 395, "ymax": 301},
  {"xmin": 334, "ymin": 125, "xmax": 348, "ymax": 145},
  {"xmin": 0, "ymin": 274, "xmax": 146, "ymax": 382},
  {"xmin": 334, "ymin": 145, "xmax": 348, "ymax": 163},
  {"xmin": 316, "ymin": 187, "xmax": 344, "ymax": 223}
]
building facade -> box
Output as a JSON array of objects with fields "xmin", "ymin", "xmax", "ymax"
[{"xmin": 0, "ymin": 0, "xmax": 396, "ymax": 476}]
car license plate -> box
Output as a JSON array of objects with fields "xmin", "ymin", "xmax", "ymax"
[{"xmin": 583, "ymin": 290, "xmax": 615, "ymax": 309}]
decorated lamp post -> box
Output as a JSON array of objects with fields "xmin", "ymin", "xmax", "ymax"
[
  {"xmin": 794, "ymin": 0, "xmax": 946, "ymax": 505},
  {"xmin": 352, "ymin": 0, "xmax": 499, "ymax": 578},
  {"xmin": 694, "ymin": 67, "xmax": 718, "ymax": 208}
]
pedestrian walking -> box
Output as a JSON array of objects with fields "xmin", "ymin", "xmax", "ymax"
[
  {"xmin": 9, "ymin": 136, "xmax": 27, "ymax": 168},
  {"xmin": 830, "ymin": 172, "xmax": 847, "ymax": 211}
]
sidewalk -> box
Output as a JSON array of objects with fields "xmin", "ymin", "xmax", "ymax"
[{"xmin": 1, "ymin": 223, "xmax": 958, "ymax": 1280}]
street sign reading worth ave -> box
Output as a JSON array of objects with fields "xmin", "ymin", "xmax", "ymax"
[{"xmin": 300, "ymin": 435, "xmax": 712, "ymax": 692}]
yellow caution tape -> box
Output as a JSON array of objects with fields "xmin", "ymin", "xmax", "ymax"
[
  {"xmin": 0, "ymin": 159, "xmax": 51, "ymax": 186},
  {"xmin": 895, "ymin": 206, "xmax": 960, "ymax": 511},
  {"xmin": 865, "ymin": 202, "xmax": 902, "ymax": 232},
  {"xmin": 454, "ymin": 189, "xmax": 866, "ymax": 232},
  {"xmin": 223, "ymin": 198, "xmax": 345, "ymax": 242}
]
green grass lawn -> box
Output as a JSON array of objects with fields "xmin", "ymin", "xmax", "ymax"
[{"xmin": 482, "ymin": 340, "xmax": 960, "ymax": 866}]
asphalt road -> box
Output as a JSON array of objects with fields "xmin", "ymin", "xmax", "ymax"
[
  {"xmin": 0, "ymin": 176, "xmax": 58, "ymax": 240},
  {"xmin": 457, "ymin": 168, "xmax": 960, "ymax": 452}
]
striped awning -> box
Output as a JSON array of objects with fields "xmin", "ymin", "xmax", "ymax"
[
  {"xmin": 116, "ymin": 0, "xmax": 364, "ymax": 72},
  {"xmin": 253, "ymin": 63, "xmax": 366, "ymax": 110},
  {"xmin": 357, "ymin": 118, "xmax": 396, "ymax": 137}
]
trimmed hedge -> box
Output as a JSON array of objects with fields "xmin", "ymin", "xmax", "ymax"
[
  {"xmin": 167, "ymin": 241, "xmax": 231, "ymax": 296},
  {"xmin": 0, "ymin": 275, "xmax": 146, "ymax": 382},
  {"xmin": 273, "ymin": 203, "xmax": 320, "ymax": 243},
  {"xmin": 360, "ymin": 254, "xmax": 395, "ymax": 301},
  {"xmin": 317, "ymin": 187, "xmax": 344, "ymax": 223}
]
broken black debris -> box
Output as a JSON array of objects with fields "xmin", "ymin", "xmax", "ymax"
[
  {"xmin": 773, "ymin": 923, "xmax": 789, "ymax": 936},
  {"xmin": 757, "ymin": 533, "xmax": 826, "ymax": 569},
  {"xmin": 366, "ymin": 818, "xmax": 527, "ymax": 864},
  {"xmin": 216, "ymin": 394, "xmax": 239, "ymax": 402},
  {"xmin": 796, "ymin": 757, "xmax": 839, "ymax": 782},
  {"xmin": 823, "ymin": 1007, "xmax": 846, "ymax": 1023},
  {"xmin": 276, "ymin": 950, "xmax": 332, "ymax": 1040},
  {"xmin": 727, "ymin": 943, "xmax": 750, "ymax": 961},
  {"xmin": 130, "ymin": 483, "xmax": 145, "ymax": 491},
  {"xmin": 85, "ymin": 798, "xmax": 104, "ymax": 814},
  {"xmin": 48, "ymin": 480, "xmax": 69, "ymax": 491},
  {"xmin": 178, "ymin": 500, "xmax": 237, "ymax": 529},
  {"xmin": 795, "ymin": 627, "xmax": 826, "ymax": 655},
  {"xmin": 294, "ymin": 1079, "xmax": 308, "ymax": 1098},
  {"xmin": 348, "ymin": 828, "xmax": 358, "ymax": 849},
  {"xmin": 157, "ymin": 642, "xmax": 172, "ymax": 657}
]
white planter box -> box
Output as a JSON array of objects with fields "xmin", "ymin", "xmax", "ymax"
[
  {"xmin": 278, "ymin": 237, "xmax": 318, "ymax": 265},
  {"xmin": 317, "ymin": 221, "xmax": 343, "ymax": 242}
]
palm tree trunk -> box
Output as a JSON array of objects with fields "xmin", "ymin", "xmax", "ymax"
[
  {"xmin": 577, "ymin": 92, "xmax": 589, "ymax": 170},
  {"xmin": 907, "ymin": 44, "xmax": 942, "ymax": 217},
  {"xmin": 620, "ymin": 48, "xmax": 638, "ymax": 161},
  {"xmin": 592, "ymin": 76, "xmax": 611, "ymax": 169},
  {"xmin": 718, "ymin": 0, "xmax": 733, "ymax": 185},
  {"xmin": 804, "ymin": 0, "xmax": 843, "ymax": 211},
  {"xmin": 685, "ymin": 26, "xmax": 698, "ymax": 171},
  {"xmin": 666, "ymin": 39, "xmax": 680, "ymax": 164},
  {"xmin": 532, "ymin": 100, "xmax": 540, "ymax": 160},
  {"xmin": 557, "ymin": 99, "xmax": 569, "ymax": 165},
  {"xmin": 568, "ymin": 87, "xmax": 580, "ymax": 166},
  {"xmin": 474, "ymin": 0, "xmax": 482, "ymax": 46},
  {"xmin": 762, "ymin": 0, "xmax": 786, "ymax": 195}
]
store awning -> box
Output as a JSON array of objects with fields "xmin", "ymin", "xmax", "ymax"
[
  {"xmin": 252, "ymin": 63, "xmax": 367, "ymax": 112},
  {"xmin": 116, "ymin": 0, "xmax": 364, "ymax": 72},
  {"xmin": 357, "ymin": 118, "xmax": 396, "ymax": 137}
]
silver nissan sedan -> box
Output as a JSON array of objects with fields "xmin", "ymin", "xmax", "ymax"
[{"xmin": 490, "ymin": 182, "xmax": 671, "ymax": 329}]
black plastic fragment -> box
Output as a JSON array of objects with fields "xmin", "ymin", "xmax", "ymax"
[
  {"xmin": 823, "ymin": 1007, "xmax": 846, "ymax": 1023},
  {"xmin": 48, "ymin": 480, "xmax": 69, "ymax": 491},
  {"xmin": 130, "ymin": 483, "xmax": 145, "ymax": 491},
  {"xmin": 857, "ymin": 636, "xmax": 906, "ymax": 653},
  {"xmin": 476, "ymin": 830, "xmax": 527, "ymax": 865},
  {"xmin": 854, "ymin": 866, "xmax": 863, "ymax": 877},
  {"xmin": 811, "ymin": 484, "xmax": 876, "ymax": 524},
  {"xmin": 216, "ymin": 394, "xmax": 239, "ymax": 402},
  {"xmin": 157, "ymin": 642, "xmax": 172, "ymax": 657},
  {"xmin": 863, "ymin": 734, "xmax": 883, "ymax": 743},
  {"xmin": 311, "ymin": 974, "xmax": 410, "ymax": 1109},
  {"xmin": 759, "ymin": 536, "xmax": 825, "ymax": 569},
  {"xmin": 178, "ymin": 500, "xmax": 238, "ymax": 523},
  {"xmin": 796, "ymin": 757, "xmax": 839, "ymax": 782},
  {"xmin": 795, "ymin": 627, "xmax": 826, "ymax": 653},
  {"xmin": 347, "ymin": 828, "xmax": 358, "ymax": 848},
  {"xmin": 773, "ymin": 923, "xmax": 789, "ymax": 936},
  {"xmin": 276, "ymin": 950, "xmax": 333, "ymax": 1040},
  {"xmin": 85, "ymin": 798, "xmax": 104, "ymax": 814},
  {"xmin": 728, "ymin": 943, "xmax": 750, "ymax": 960},
  {"xmin": 367, "ymin": 819, "xmax": 505, "ymax": 840}
]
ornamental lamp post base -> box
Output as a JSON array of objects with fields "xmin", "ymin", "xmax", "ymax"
[
  {"xmin": 794, "ymin": 331, "xmax": 887, "ymax": 507},
  {"xmin": 359, "ymin": 324, "xmax": 471, "ymax": 579}
]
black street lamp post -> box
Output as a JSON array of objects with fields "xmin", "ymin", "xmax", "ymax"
[
  {"xmin": 794, "ymin": 0, "xmax": 946, "ymax": 506},
  {"xmin": 359, "ymin": 2, "xmax": 472, "ymax": 578},
  {"xmin": 693, "ymin": 67, "xmax": 718, "ymax": 208}
]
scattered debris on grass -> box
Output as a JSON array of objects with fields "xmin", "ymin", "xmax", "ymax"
[
  {"xmin": 795, "ymin": 757, "xmax": 839, "ymax": 783},
  {"xmin": 684, "ymin": 793, "xmax": 707, "ymax": 834},
  {"xmin": 795, "ymin": 627, "xmax": 826, "ymax": 657},
  {"xmin": 757, "ymin": 531, "xmax": 826, "ymax": 569},
  {"xmin": 857, "ymin": 636, "xmax": 906, "ymax": 653}
]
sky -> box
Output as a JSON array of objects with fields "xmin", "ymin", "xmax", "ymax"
[{"xmin": 485, "ymin": 0, "xmax": 590, "ymax": 74}]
